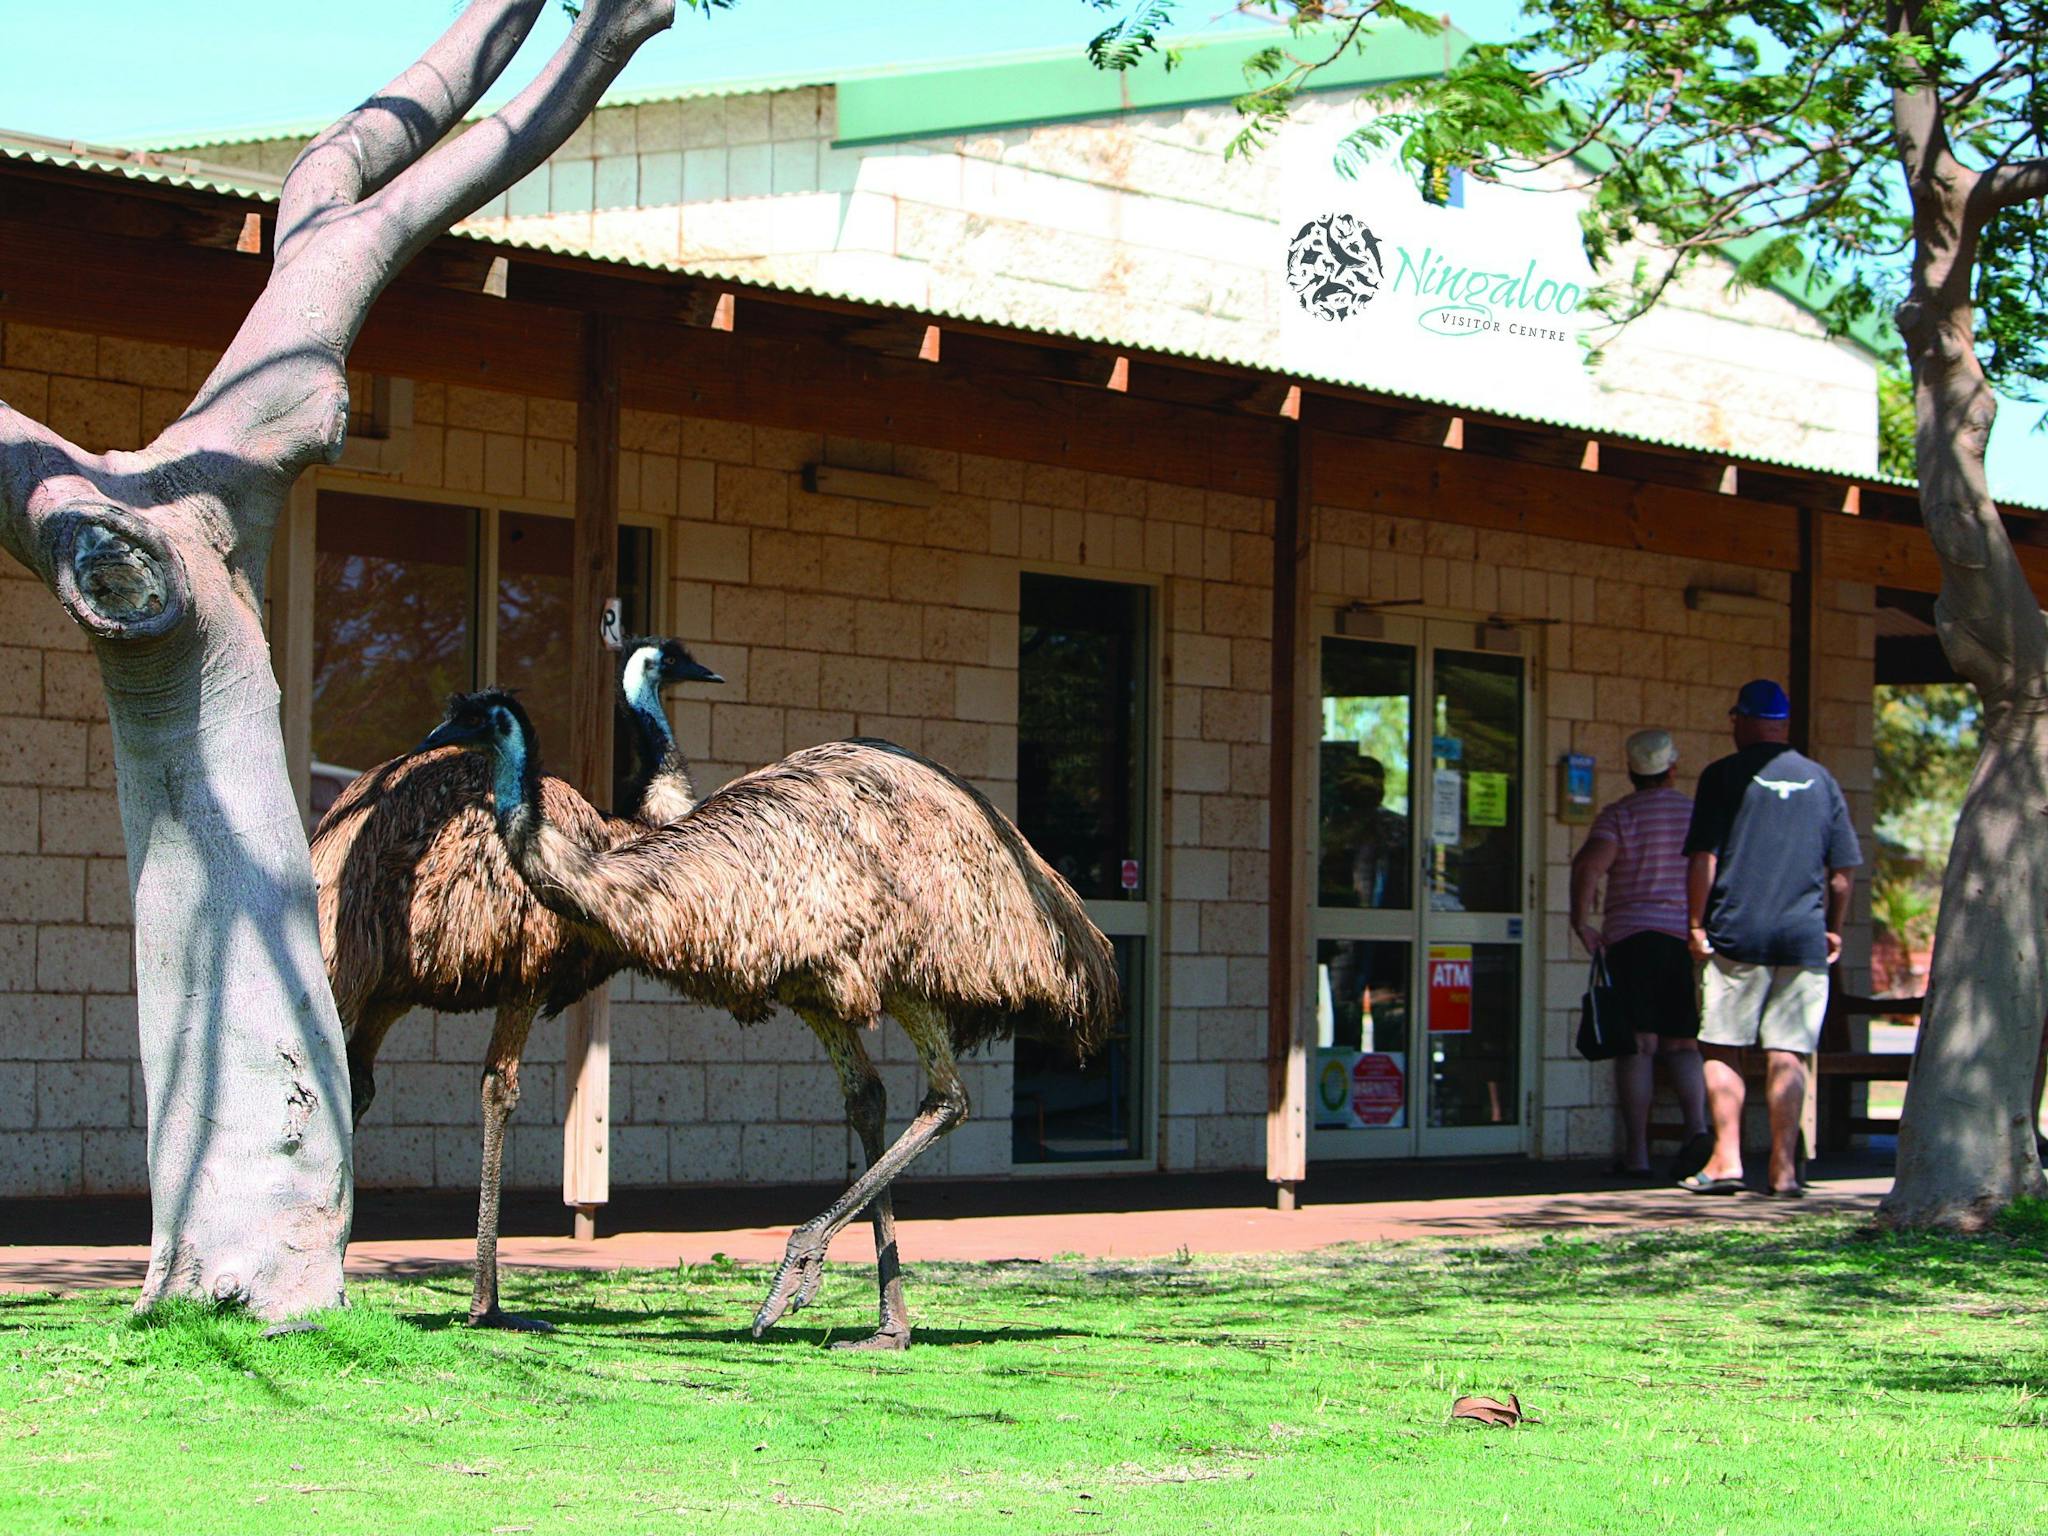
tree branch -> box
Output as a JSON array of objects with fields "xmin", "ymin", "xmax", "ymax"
[
  {"xmin": 362, "ymin": 0, "xmax": 676, "ymax": 277},
  {"xmin": 1981, "ymin": 158, "xmax": 2048, "ymax": 211},
  {"xmin": 0, "ymin": 403, "xmax": 85, "ymax": 569},
  {"xmin": 276, "ymin": 0, "xmax": 550, "ymax": 265},
  {"xmin": 155, "ymin": 0, "xmax": 674, "ymax": 528}
]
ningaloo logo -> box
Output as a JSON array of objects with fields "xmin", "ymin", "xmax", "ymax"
[
  {"xmin": 1290, "ymin": 210, "xmax": 1585, "ymax": 339},
  {"xmin": 1287, "ymin": 213, "xmax": 1385, "ymax": 322}
]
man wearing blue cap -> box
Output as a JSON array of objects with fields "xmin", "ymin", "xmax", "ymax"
[{"xmin": 1679, "ymin": 679, "xmax": 1861, "ymax": 1196}]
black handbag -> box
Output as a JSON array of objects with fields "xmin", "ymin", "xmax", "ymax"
[{"xmin": 1575, "ymin": 953, "xmax": 1633, "ymax": 1061}]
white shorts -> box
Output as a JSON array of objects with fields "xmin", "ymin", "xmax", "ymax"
[{"xmin": 1699, "ymin": 956, "xmax": 1827, "ymax": 1053}]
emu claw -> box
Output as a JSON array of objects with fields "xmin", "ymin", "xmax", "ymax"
[{"xmin": 751, "ymin": 1239, "xmax": 827, "ymax": 1337}]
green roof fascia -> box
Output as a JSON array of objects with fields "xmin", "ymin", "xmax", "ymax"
[{"xmin": 833, "ymin": 22, "xmax": 1474, "ymax": 147}]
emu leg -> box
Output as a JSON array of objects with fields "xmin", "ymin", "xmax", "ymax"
[
  {"xmin": 755, "ymin": 1005, "xmax": 964, "ymax": 1340},
  {"xmin": 343, "ymin": 1000, "xmax": 408, "ymax": 1129},
  {"xmin": 805, "ymin": 1014, "xmax": 910, "ymax": 1351},
  {"xmin": 470, "ymin": 1000, "xmax": 553, "ymax": 1332}
]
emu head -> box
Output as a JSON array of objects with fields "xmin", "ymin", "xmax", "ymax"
[
  {"xmin": 418, "ymin": 689, "xmax": 533, "ymax": 761},
  {"xmin": 619, "ymin": 635, "xmax": 722, "ymax": 716}
]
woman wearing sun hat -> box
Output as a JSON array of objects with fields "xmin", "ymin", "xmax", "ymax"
[{"xmin": 1568, "ymin": 728, "xmax": 1714, "ymax": 1180}]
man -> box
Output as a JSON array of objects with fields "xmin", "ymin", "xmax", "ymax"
[
  {"xmin": 1569, "ymin": 729, "xmax": 1712, "ymax": 1179},
  {"xmin": 1682, "ymin": 679, "xmax": 1861, "ymax": 1196}
]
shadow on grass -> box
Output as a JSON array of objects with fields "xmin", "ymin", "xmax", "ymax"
[{"xmin": 399, "ymin": 1304, "xmax": 1088, "ymax": 1350}]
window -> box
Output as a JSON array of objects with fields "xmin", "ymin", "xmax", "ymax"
[
  {"xmin": 309, "ymin": 491, "xmax": 657, "ymax": 821},
  {"xmin": 1013, "ymin": 574, "xmax": 1153, "ymax": 1163}
]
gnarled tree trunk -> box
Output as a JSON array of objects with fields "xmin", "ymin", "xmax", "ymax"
[
  {"xmin": 1880, "ymin": 19, "xmax": 2048, "ymax": 1226},
  {"xmin": 0, "ymin": 0, "xmax": 675, "ymax": 1316}
]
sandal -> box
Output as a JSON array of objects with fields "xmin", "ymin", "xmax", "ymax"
[
  {"xmin": 1676, "ymin": 1173, "xmax": 1745, "ymax": 1195},
  {"xmin": 1668, "ymin": 1132, "xmax": 1716, "ymax": 1184}
]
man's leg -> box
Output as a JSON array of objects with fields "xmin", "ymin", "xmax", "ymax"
[
  {"xmin": 1694, "ymin": 955, "xmax": 1763, "ymax": 1184},
  {"xmin": 1763, "ymin": 1049, "xmax": 1808, "ymax": 1192},
  {"xmin": 1755, "ymin": 966, "xmax": 1828, "ymax": 1193},
  {"xmin": 1698, "ymin": 1046, "xmax": 1747, "ymax": 1181},
  {"xmin": 1616, "ymin": 1033, "xmax": 1657, "ymax": 1172}
]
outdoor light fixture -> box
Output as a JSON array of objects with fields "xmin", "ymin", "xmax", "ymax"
[
  {"xmin": 1685, "ymin": 586, "xmax": 1783, "ymax": 618},
  {"xmin": 1476, "ymin": 619, "xmax": 1523, "ymax": 653},
  {"xmin": 801, "ymin": 464, "xmax": 939, "ymax": 507}
]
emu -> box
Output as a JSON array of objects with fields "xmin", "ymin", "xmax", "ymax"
[
  {"xmin": 311, "ymin": 638, "xmax": 720, "ymax": 1329},
  {"xmin": 421, "ymin": 688, "xmax": 1120, "ymax": 1350}
]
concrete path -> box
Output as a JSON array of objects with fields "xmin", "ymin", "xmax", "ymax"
[{"xmin": 0, "ymin": 1175, "xmax": 1888, "ymax": 1294}]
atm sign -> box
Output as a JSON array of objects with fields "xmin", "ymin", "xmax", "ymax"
[{"xmin": 1427, "ymin": 944, "xmax": 1473, "ymax": 1034}]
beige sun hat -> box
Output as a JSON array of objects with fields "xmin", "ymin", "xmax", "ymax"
[{"xmin": 1626, "ymin": 729, "xmax": 1678, "ymax": 776}]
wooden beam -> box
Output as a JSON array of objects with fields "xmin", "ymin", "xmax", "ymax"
[
  {"xmin": 1311, "ymin": 429, "xmax": 1804, "ymax": 571},
  {"xmin": 1266, "ymin": 418, "xmax": 1313, "ymax": 1207},
  {"xmin": 562, "ymin": 314, "xmax": 621, "ymax": 1240},
  {"xmin": 1822, "ymin": 513, "xmax": 2048, "ymax": 602}
]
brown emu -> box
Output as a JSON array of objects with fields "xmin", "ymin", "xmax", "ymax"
[
  {"xmin": 311, "ymin": 638, "xmax": 720, "ymax": 1329},
  {"xmin": 421, "ymin": 688, "xmax": 1120, "ymax": 1350}
]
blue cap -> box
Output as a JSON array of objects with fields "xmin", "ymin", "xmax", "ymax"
[{"xmin": 1731, "ymin": 679, "xmax": 1790, "ymax": 720}]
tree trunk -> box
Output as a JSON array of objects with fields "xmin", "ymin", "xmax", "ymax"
[
  {"xmin": 0, "ymin": 0, "xmax": 674, "ymax": 1316},
  {"xmin": 1879, "ymin": 131, "xmax": 2048, "ymax": 1222},
  {"xmin": 1887, "ymin": 713, "xmax": 2048, "ymax": 1225},
  {"xmin": 105, "ymin": 523, "xmax": 352, "ymax": 1312}
]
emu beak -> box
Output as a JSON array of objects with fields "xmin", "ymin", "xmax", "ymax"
[
  {"xmin": 673, "ymin": 659, "xmax": 723, "ymax": 684},
  {"xmin": 416, "ymin": 719, "xmax": 474, "ymax": 754}
]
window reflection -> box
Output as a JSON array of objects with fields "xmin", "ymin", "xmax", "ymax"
[
  {"xmin": 1428, "ymin": 650, "xmax": 1522, "ymax": 913},
  {"xmin": 495, "ymin": 511, "xmax": 574, "ymax": 763},
  {"xmin": 1013, "ymin": 935, "xmax": 1144, "ymax": 1161},
  {"xmin": 1017, "ymin": 575, "xmax": 1149, "ymax": 902},
  {"xmin": 312, "ymin": 492, "xmax": 477, "ymax": 782},
  {"xmin": 1319, "ymin": 640, "xmax": 1414, "ymax": 910},
  {"xmin": 1315, "ymin": 938, "xmax": 1411, "ymax": 1130},
  {"xmin": 1426, "ymin": 943, "xmax": 1520, "ymax": 1127}
]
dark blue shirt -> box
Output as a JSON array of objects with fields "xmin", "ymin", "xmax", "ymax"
[{"xmin": 1682, "ymin": 743, "xmax": 1861, "ymax": 966}]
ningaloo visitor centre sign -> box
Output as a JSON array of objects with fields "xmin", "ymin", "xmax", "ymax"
[{"xmin": 1277, "ymin": 122, "xmax": 1603, "ymax": 421}]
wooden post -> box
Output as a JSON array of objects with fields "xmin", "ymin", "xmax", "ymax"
[
  {"xmin": 1788, "ymin": 507, "xmax": 1825, "ymax": 1161},
  {"xmin": 1266, "ymin": 418, "xmax": 1314, "ymax": 1208},
  {"xmin": 563, "ymin": 314, "xmax": 620, "ymax": 1240}
]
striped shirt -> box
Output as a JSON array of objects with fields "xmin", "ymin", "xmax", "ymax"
[{"xmin": 1584, "ymin": 786, "xmax": 1693, "ymax": 944}]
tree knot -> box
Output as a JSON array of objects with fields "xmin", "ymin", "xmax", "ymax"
[{"xmin": 46, "ymin": 504, "xmax": 190, "ymax": 643}]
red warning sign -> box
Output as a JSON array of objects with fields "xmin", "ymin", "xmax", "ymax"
[
  {"xmin": 1350, "ymin": 1053, "xmax": 1404, "ymax": 1126},
  {"xmin": 1120, "ymin": 858, "xmax": 1140, "ymax": 892},
  {"xmin": 1427, "ymin": 944, "xmax": 1473, "ymax": 1034}
]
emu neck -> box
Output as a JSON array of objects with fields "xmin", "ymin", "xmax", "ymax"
[
  {"xmin": 490, "ymin": 721, "xmax": 544, "ymax": 857},
  {"xmin": 623, "ymin": 680, "xmax": 696, "ymax": 824}
]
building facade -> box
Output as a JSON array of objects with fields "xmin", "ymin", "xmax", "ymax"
[{"xmin": 0, "ymin": 33, "xmax": 1924, "ymax": 1201}]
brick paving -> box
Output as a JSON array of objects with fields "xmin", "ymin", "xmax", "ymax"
[{"xmin": 0, "ymin": 1171, "xmax": 1888, "ymax": 1295}]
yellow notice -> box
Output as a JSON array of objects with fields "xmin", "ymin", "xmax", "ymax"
[{"xmin": 1468, "ymin": 772, "xmax": 1510, "ymax": 828}]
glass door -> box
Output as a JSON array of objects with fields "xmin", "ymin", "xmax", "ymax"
[
  {"xmin": 1012, "ymin": 574, "xmax": 1155, "ymax": 1165},
  {"xmin": 1311, "ymin": 617, "xmax": 1532, "ymax": 1158}
]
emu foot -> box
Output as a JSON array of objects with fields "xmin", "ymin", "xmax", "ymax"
[
  {"xmin": 468, "ymin": 1308, "xmax": 557, "ymax": 1334},
  {"xmin": 830, "ymin": 1325, "xmax": 911, "ymax": 1352},
  {"xmin": 751, "ymin": 1234, "xmax": 828, "ymax": 1337}
]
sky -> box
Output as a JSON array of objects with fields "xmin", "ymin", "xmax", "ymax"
[{"xmin": 0, "ymin": 0, "xmax": 2040, "ymax": 499}]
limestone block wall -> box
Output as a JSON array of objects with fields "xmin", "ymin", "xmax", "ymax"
[
  {"xmin": 357, "ymin": 382, "xmax": 1279, "ymax": 1189},
  {"xmin": 0, "ymin": 314, "xmax": 1875, "ymax": 1195},
  {"xmin": 0, "ymin": 322, "xmax": 194, "ymax": 1196}
]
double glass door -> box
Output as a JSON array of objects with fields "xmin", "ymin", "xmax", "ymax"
[{"xmin": 1311, "ymin": 618, "xmax": 1532, "ymax": 1157}]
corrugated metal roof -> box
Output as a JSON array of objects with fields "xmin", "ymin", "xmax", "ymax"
[{"xmin": 5, "ymin": 130, "xmax": 2032, "ymax": 513}]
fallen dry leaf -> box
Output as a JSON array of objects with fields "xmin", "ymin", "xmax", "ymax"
[{"xmin": 1450, "ymin": 1393, "xmax": 1540, "ymax": 1428}]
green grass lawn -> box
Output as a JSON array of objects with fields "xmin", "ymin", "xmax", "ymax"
[{"xmin": 6, "ymin": 1214, "xmax": 2048, "ymax": 1534}]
